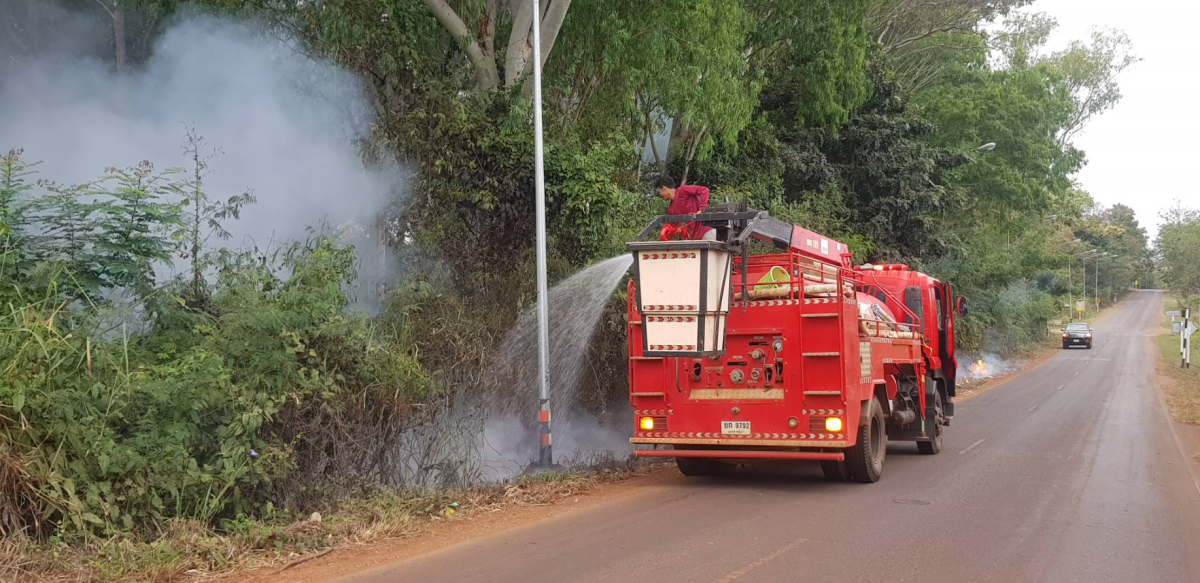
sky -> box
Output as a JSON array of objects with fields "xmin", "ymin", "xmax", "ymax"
[{"xmin": 1030, "ymin": 0, "xmax": 1200, "ymax": 237}]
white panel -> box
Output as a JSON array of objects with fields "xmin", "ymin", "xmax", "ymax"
[{"xmin": 633, "ymin": 242, "xmax": 733, "ymax": 354}]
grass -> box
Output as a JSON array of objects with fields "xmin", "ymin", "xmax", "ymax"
[
  {"xmin": 1156, "ymin": 296, "xmax": 1200, "ymax": 425},
  {"xmin": 0, "ymin": 457, "xmax": 661, "ymax": 583}
]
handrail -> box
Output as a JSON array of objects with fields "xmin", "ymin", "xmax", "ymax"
[{"xmin": 861, "ymin": 270, "xmax": 924, "ymax": 337}]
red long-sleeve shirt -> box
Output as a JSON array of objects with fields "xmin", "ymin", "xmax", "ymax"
[{"xmin": 667, "ymin": 184, "xmax": 713, "ymax": 239}]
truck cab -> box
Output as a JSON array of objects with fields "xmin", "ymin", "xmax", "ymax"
[{"xmin": 854, "ymin": 263, "xmax": 964, "ymax": 416}]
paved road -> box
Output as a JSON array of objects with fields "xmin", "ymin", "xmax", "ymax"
[{"xmin": 339, "ymin": 290, "xmax": 1200, "ymax": 583}]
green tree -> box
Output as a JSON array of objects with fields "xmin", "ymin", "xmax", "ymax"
[
  {"xmin": 1157, "ymin": 206, "xmax": 1200, "ymax": 303},
  {"xmin": 180, "ymin": 128, "xmax": 256, "ymax": 307},
  {"xmin": 89, "ymin": 161, "xmax": 184, "ymax": 299},
  {"xmin": 0, "ymin": 149, "xmax": 38, "ymax": 286},
  {"xmin": 419, "ymin": 0, "xmax": 573, "ymax": 92}
]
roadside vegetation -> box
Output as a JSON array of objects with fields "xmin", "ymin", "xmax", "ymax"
[
  {"xmin": 1, "ymin": 457, "xmax": 654, "ymax": 582},
  {"xmin": 1156, "ymin": 296, "xmax": 1200, "ymax": 425},
  {"xmin": 1153, "ymin": 210, "xmax": 1200, "ymax": 424},
  {"xmin": 0, "ymin": 0, "xmax": 1158, "ymax": 580}
]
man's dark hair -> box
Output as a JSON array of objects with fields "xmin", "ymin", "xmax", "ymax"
[{"xmin": 655, "ymin": 175, "xmax": 676, "ymax": 189}]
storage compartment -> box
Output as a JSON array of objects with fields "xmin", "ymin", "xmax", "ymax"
[{"xmin": 628, "ymin": 241, "xmax": 732, "ymax": 356}]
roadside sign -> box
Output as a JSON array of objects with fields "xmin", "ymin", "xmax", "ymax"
[
  {"xmin": 1167, "ymin": 310, "xmax": 1182, "ymax": 317},
  {"xmin": 1076, "ymin": 300, "xmax": 1085, "ymax": 312},
  {"xmin": 1173, "ymin": 321, "xmax": 1183, "ymax": 334},
  {"xmin": 1183, "ymin": 309, "xmax": 1194, "ymax": 369}
]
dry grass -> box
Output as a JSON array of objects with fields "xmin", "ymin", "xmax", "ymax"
[
  {"xmin": 1158, "ymin": 333, "xmax": 1200, "ymax": 425},
  {"xmin": 1155, "ymin": 298, "xmax": 1200, "ymax": 425},
  {"xmin": 0, "ymin": 458, "xmax": 659, "ymax": 583}
]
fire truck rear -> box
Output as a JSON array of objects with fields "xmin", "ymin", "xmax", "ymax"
[{"xmin": 625, "ymin": 207, "xmax": 966, "ymax": 482}]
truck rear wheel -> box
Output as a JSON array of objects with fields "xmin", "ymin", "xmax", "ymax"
[
  {"xmin": 675, "ymin": 456, "xmax": 709, "ymax": 476},
  {"xmin": 917, "ymin": 381, "xmax": 945, "ymax": 455},
  {"xmin": 846, "ymin": 397, "xmax": 886, "ymax": 483}
]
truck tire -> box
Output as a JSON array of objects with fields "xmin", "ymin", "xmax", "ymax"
[
  {"xmin": 917, "ymin": 380, "xmax": 945, "ymax": 455},
  {"xmin": 675, "ymin": 456, "xmax": 709, "ymax": 476},
  {"xmin": 846, "ymin": 397, "xmax": 886, "ymax": 483}
]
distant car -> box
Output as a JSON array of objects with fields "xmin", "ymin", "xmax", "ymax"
[{"xmin": 1062, "ymin": 322, "xmax": 1093, "ymax": 349}]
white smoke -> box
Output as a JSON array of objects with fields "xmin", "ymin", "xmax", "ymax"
[
  {"xmin": 479, "ymin": 413, "xmax": 634, "ymax": 481},
  {"xmin": 0, "ymin": 14, "xmax": 405, "ymax": 280},
  {"xmin": 957, "ymin": 351, "xmax": 1016, "ymax": 380}
]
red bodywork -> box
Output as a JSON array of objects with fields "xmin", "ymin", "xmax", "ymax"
[{"xmin": 627, "ymin": 225, "xmax": 958, "ymax": 459}]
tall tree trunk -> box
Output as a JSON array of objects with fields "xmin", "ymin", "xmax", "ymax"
[
  {"xmin": 113, "ymin": 2, "xmax": 126, "ymax": 73},
  {"xmin": 422, "ymin": 0, "xmax": 500, "ymax": 91},
  {"xmin": 679, "ymin": 125, "xmax": 707, "ymax": 185},
  {"xmin": 664, "ymin": 113, "xmax": 686, "ymax": 174},
  {"xmin": 648, "ymin": 121, "xmax": 664, "ymax": 171},
  {"xmin": 504, "ymin": 0, "xmax": 535, "ymax": 88},
  {"xmin": 516, "ymin": 0, "xmax": 573, "ymax": 96}
]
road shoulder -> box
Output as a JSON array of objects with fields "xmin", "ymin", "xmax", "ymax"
[{"xmin": 215, "ymin": 465, "xmax": 679, "ymax": 583}]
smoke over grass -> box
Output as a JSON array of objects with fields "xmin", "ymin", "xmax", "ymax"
[{"xmin": 0, "ymin": 13, "xmax": 405, "ymax": 277}]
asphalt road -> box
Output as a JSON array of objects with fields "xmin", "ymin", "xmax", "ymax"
[{"xmin": 339, "ymin": 290, "xmax": 1200, "ymax": 583}]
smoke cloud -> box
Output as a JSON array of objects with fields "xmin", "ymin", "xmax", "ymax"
[{"xmin": 0, "ymin": 13, "xmax": 404, "ymax": 271}]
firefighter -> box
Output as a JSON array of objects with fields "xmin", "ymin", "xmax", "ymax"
[{"xmin": 656, "ymin": 176, "xmax": 715, "ymax": 241}]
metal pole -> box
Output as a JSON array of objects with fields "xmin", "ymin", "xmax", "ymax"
[
  {"xmin": 1068, "ymin": 255, "xmax": 1073, "ymax": 321},
  {"xmin": 531, "ymin": 0, "xmax": 553, "ymax": 466}
]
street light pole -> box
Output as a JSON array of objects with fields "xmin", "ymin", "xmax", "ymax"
[
  {"xmin": 531, "ymin": 0, "xmax": 553, "ymax": 467},
  {"xmin": 1067, "ymin": 248, "xmax": 1097, "ymax": 318},
  {"xmin": 1070, "ymin": 253, "xmax": 1080, "ymax": 319}
]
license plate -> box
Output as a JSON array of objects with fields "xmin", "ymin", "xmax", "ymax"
[{"xmin": 721, "ymin": 421, "xmax": 751, "ymax": 435}]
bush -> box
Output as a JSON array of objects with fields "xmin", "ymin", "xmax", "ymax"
[{"xmin": 0, "ymin": 233, "xmax": 427, "ymax": 538}]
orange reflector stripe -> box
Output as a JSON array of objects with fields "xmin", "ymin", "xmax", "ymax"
[{"xmin": 538, "ymin": 410, "xmax": 551, "ymax": 423}]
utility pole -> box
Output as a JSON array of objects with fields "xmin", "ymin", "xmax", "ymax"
[{"xmin": 531, "ymin": 0, "xmax": 553, "ymax": 466}]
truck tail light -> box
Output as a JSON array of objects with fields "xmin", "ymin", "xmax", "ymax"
[
  {"xmin": 825, "ymin": 417, "xmax": 843, "ymax": 432},
  {"xmin": 639, "ymin": 416, "xmax": 667, "ymax": 431}
]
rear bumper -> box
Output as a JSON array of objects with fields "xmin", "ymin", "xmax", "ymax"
[{"xmin": 635, "ymin": 449, "xmax": 845, "ymax": 461}]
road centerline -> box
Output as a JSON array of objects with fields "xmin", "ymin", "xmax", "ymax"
[{"xmin": 958, "ymin": 438, "xmax": 985, "ymax": 455}]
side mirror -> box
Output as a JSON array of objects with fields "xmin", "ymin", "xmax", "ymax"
[{"xmin": 956, "ymin": 296, "xmax": 968, "ymax": 318}]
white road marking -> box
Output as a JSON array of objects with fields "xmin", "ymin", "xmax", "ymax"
[
  {"xmin": 715, "ymin": 538, "xmax": 808, "ymax": 582},
  {"xmin": 1027, "ymin": 404, "xmax": 1039, "ymax": 412},
  {"xmin": 1055, "ymin": 384, "xmax": 1065, "ymax": 391},
  {"xmin": 1074, "ymin": 371, "xmax": 1080, "ymax": 376},
  {"xmin": 958, "ymin": 438, "xmax": 985, "ymax": 455}
]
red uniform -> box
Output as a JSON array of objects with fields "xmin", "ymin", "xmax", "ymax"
[{"xmin": 667, "ymin": 184, "xmax": 713, "ymax": 240}]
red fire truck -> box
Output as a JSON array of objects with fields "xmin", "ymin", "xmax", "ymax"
[{"xmin": 625, "ymin": 207, "xmax": 966, "ymax": 482}]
